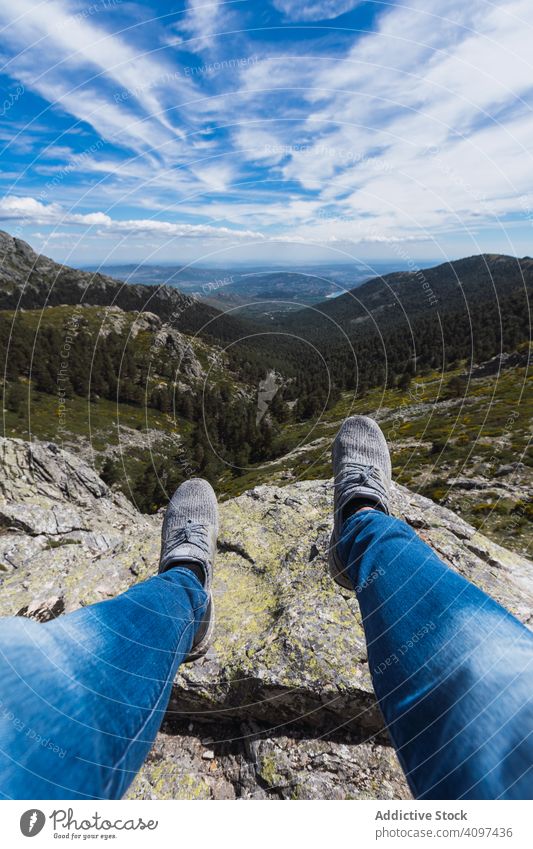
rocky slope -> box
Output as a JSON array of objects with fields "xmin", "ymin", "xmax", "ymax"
[
  {"xmin": 1, "ymin": 437, "xmax": 532, "ymax": 799},
  {"xmin": 0, "ymin": 229, "xmax": 243, "ymax": 341}
]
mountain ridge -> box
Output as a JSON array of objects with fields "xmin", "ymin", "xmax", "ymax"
[
  {"xmin": 287, "ymin": 252, "xmax": 533, "ymax": 332},
  {"xmin": 0, "ymin": 229, "xmax": 248, "ymax": 343},
  {"xmin": 3, "ymin": 230, "xmax": 532, "ymax": 328},
  {"xmin": 1, "ymin": 229, "xmax": 531, "ymax": 533}
]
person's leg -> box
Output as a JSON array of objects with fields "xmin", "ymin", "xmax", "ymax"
[
  {"xmin": 0, "ymin": 567, "xmax": 207, "ymax": 800},
  {"xmin": 338, "ymin": 509, "xmax": 533, "ymax": 800},
  {"xmin": 0, "ymin": 477, "xmax": 218, "ymax": 800},
  {"xmin": 329, "ymin": 415, "xmax": 533, "ymax": 800}
]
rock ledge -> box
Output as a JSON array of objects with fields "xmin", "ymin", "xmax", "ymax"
[{"xmin": 1, "ymin": 437, "xmax": 531, "ymax": 799}]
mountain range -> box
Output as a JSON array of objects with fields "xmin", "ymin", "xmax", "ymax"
[
  {"xmin": 80, "ymin": 261, "xmax": 403, "ymax": 314},
  {"xmin": 1, "ymin": 229, "xmax": 531, "ymax": 555}
]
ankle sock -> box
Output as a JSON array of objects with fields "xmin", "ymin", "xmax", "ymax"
[
  {"xmin": 342, "ymin": 498, "xmax": 379, "ymax": 524},
  {"xmin": 163, "ymin": 560, "xmax": 206, "ymax": 586}
]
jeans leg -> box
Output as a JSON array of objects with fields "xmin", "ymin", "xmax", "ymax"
[
  {"xmin": 338, "ymin": 510, "xmax": 533, "ymax": 800},
  {"xmin": 0, "ymin": 567, "xmax": 207, "ymax": 800}
]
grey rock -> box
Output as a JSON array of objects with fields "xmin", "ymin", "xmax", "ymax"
[
  {"xmin": 153, "ymin": 328, "xmax": 203, "ymax": 378},
  {"xmin": 469, "ymin": 351, "xmax": 530, "ymax": 378},
  {"xmin": 0, "ymin": 229, "xmax": 195, "ymax": 322},
  {"xmin": 17, "ymin": 595, "xmax": 65, "ymax": 622},
  {"xmin": 1, "ymin": 436, "xmax": 532, "ymax": 799}
]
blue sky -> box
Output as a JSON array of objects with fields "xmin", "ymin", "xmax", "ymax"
[{"xmin": 0, "ymin": 0, "xmax": 533, "ymax": 267}]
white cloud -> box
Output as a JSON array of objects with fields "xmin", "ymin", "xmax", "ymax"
[
  {"xmin": 103, "ymin": 217, "xmax": 262, "ymax": 240},
  {"xmin": 190, "ymin": 162, "xmax": 235, "ymax": 191},
  {"xmin": 2, "ymin": 0, "xmax": 533, "ymax": 262},
  {"xmin": 231, "ymin": 0, "xmax": 533, "ymax": 245},
  {"xmin": 0, "ymin": 0, "xmax": 193, "ymax": 156},
  {"xmin": 0, "ymin": 195, "xmax": 264, "ymax": 240},
  {"xmin": 271, "ymin": 1, "xmax": 364, "ymax": 22},
  {"xmin": 0, "ymin": 196, "xmax": 64, "ymax": 224},
  {"xmin": 178, "ymin": 0, "xmax": 227, "ymax": 52}
]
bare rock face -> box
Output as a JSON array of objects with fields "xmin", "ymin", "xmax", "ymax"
[
  {"xmin": 0, "ymin": 437, "xmax": 151, "ymax": 604},
  {"xmin": 469, "ymin": 350, "xmax": 530, "ymax": 378},
  {"xmin": 153, "ymin": 327, "xmax": 204, "ymax": 378},
  {"xmin": 1, "ymin": 436, "xmax": 531, "ymax": 800},
  {"xmin": 16, "ymin": 595, "xmax": 65, "ymax": 622}
]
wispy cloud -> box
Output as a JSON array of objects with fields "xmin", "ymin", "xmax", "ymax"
[
  {"xmin": 173, "ymin": 0, "xmax": 229, "ymax": 52},
  {"xmin": 0, "ymin": 0, "xmax": 193, "ymax": 156},
  {"xmin": 271, "ymin": 1, "xmax": 364, "ymax": 22},
  {"xmin": 1, "ymin": 0, "xmax": 533, "ymax": 263},
  {"xmin": 229, "ymin": 0, "xmax": 533, "ymax": 244}
]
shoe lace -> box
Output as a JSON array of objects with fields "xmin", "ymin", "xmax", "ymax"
[
  {"xmin": 165, "ymin": 521, "xmax": 210, "ymax": 556},
  {"xmin": 340, "ymin": 461, "xmax": 388, "ymax": 502}
]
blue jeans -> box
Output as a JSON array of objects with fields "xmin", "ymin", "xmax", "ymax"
[
  {"xmin": 0, "ymin": 514, "xmax": 531, "ymax": 800},
  {"xmin": 339, "ymin": 511, "xmax": 533, "ymax": 799},
  {"xmin": 0, "ymin": 568, "xmax": 207, "ymax": 799}
]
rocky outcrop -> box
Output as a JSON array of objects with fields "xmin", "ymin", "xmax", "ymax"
[
  {"xmin": 96, "ymin": 305, "xmax": 162, "ymax": 338},
  {"xmin": 469, "ymin": 350, "xmax": 530, "ymax": 378},
  {"xmin": 153, "ymin": 327, "xmax": 204, "ymax": 378},
  {"xmin": 1, "ymin": 436, "xmax": 532, "ymax": 799}
]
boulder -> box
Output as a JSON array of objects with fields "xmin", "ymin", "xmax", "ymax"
[{"xmin": 0, "ymin": 436, "xmax": 531, "ymax": 799}]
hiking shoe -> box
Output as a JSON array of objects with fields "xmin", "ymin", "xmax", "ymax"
[
  {"xmin": 329, "ymin": 416, "xmax": 391, "ymax": 589},
  {"xmin": 159, "ymin": 479, "xmax": 218, "ymax": 662}
]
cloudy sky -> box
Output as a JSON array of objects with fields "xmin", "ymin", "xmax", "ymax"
[{"xmin": 0, "ymin": 0, "xmax": 532, "ymax": 267}]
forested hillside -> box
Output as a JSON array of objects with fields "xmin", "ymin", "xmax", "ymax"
[{"xmin": 1, "ymin": 231, "xmax": 531, "ymax": 532}]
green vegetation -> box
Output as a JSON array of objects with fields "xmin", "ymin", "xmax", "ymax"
[
  {"xmin": 1, "ymin": 248, "xmax": 531, "ymax": 555},
  {"xmin": 215, "ymin": 359, "xmax": 532, "ymax": 555},
  {"xmin": 0, "ymin": 306, "xmax": 303, "ymax": 511}
]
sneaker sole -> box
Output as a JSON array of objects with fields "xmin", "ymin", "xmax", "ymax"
[
  {"xmin": 328, "ymin": 529, "xmax": 354, "ymax": 590},
  {"xmin": 184, "ymin": 593, "xmax": 215, "ymax": 663}
]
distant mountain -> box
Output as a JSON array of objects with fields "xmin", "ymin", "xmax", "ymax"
[
  {"xmin": 2, "ymin": 232, "xmax": 531, "ymax": 520},
  {"xmin": 287, "ymin": 253, "xmax": 533, "ymax": 333},
  {"xmin": 2, "ymin": 229, "xmax": 531, "ymax": 402},
  {"xmin": 269, "ymin": 253, "xmax": 533, "ymax": 402},
  {"xmin": 82, "ymin": 261, "xmax": 402, "ymax": 314},
  {"xmin": 0, "ymin": 230, "xmax": 245, "ymax": 343}
]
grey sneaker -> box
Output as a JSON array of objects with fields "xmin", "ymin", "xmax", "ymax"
[
  {"xmin": 329, "ymin": 416, "xmax": 391, "ymax": 589},
  {"xmin": 159, "ymin": 478, "xmax": 218, "ymax": 662}
]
